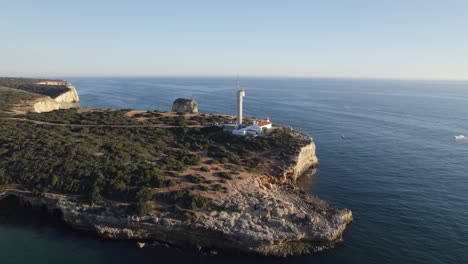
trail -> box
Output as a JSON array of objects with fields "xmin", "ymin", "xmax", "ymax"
[{"xmin": 0, "ymin": 118, "xmax": 203, "ymax": 129}]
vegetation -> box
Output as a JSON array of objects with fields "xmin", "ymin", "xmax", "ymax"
[
  {"xmin": 200, "ymin": 166, "xmax": 210, "ymax": 172},
  {"xmin": 217, "ymin": 172, "xmax": 234, "ymax": 180},
  {"xmin": 211, "ymin": 183, "xmax": 227, "ymax": 192},
  {"xmin": 22, "ymin": 109, "xmax": 139, "ymax": 125},
  {"xmin": 0, "ymin": 86, "xmax": 41, "ymax": 114},
  {"xmin": 0, "ymin": 120, "xmax": 180, "ymax": 202},
  {"xmin": 0, "ymin": 77, "xmax": 61, "ymax": 88},
  {"xmin": 173, "ymin": 98, "xmax": 193, "ymax": 104},
  {"xmin": 0, "ymin": 77, "xmax": 69, "ymax": 98},
  {"xmin": 162, "ymin": 190, "xmax": 211, "ymax": 210},
  {"xmin": 0, "ymin": 106, "xmax": 300, "ymax": 215},
  {"xmin": 186, "ymin": 174, "xmax": 212, "ymax": 184},
  {"xmin": 134, "ymin": 187, "xmax": 154, "ymax": 215}
]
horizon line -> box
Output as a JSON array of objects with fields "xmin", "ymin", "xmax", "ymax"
[{"xmin": 2, "ymin": 74, "xmax": 468, "ymax": 82}]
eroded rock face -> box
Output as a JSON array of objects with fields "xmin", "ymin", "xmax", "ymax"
[
  {"xmin": 172, "ymin": 98, "xmax": 198, "ymax": 113},
  {"xmin": 0, "ymin": 178, "xmax": 351, "ymax": 257},
  {"xmin": 32, "ymin": 98, "xmax": 62, "ymax": 113},
  {"xmin": 268, "ymin": 127, "xmax": 319, "ymax": 183},
  {"xmin": 28, "ymin": 81, "xmax": 80, "ymax": 113},
  {"xmin": 54, "ymin": 82, "xmax": 80, "ymax": 104},
  {"xmin": 285, "ymin": 136, "xmax": 319, "ymax": 181}
]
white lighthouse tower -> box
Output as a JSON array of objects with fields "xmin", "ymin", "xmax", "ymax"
[{"xmin": 236, "ymin": 79, "xmax": 245, "ymax": 126}]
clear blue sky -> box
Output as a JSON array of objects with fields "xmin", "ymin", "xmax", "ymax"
[{"xmin": 1, "ymin": 0, "xmax": 467, "ymax": 79}]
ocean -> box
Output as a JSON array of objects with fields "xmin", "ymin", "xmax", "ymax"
[{"xmin": 1, "ymin": 77, "xmax": 467, "ymax": 263}]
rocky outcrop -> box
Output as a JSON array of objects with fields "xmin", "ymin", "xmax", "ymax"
[
  {"xmin": 0, "ymin": 178, "xmax": 351, "ymax": 257},
  {"xmin": 54, "ymin": 82, "xmax": 80, "ymax": 104},
  {"xmin": 28, "ymin": 81, "xmax": 79, "ymax": 113},
  {"xmin": 172, "ymin": 98, "xmax": 198, "ymax": 113},
  {"xmin": 284, "ymin": 135, "xmax": 319, "ymax": 181},
  {"xmin": 269, "ymin": 127, "xmax": 319, "ymax": 183},
  {"xmin": 32, "ymin": 97, "xmax": 62, "ymax": 113}
]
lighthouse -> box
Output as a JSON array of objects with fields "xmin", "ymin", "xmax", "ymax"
[{"xmin": 236, "ymin": 79, "xmax": 245, "ymax": 126}]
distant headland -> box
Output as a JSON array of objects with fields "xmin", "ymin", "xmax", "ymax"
[{"xmin": 0, "ymin": 77, "xmax": 352, "ymax": 257}]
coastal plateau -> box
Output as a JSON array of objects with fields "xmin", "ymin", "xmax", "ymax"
[{"xmin": 0, "ymin": 78, "xmax": 351, "ymax": 257}]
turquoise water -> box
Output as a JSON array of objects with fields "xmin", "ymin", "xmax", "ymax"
[{"xmin": 1, "ymin": 77, "xmax": 468, "ymax": 263}]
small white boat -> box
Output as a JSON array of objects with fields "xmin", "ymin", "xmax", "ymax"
[{"xmin": 454, "ymin": 135, "xmax": 466, "ymax": 141}]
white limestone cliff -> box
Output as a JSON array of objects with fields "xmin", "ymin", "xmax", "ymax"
[{"xmin": 32, "ymin": 81, "xmax": 80, "ymax": 113}]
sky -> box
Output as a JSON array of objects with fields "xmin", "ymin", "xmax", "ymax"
[{"xmin": 0, "ymin": 0, "xmax": 467, "ymax": 79}]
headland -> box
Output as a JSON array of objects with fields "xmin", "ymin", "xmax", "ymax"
[{"xmin": 0, "ymin": 78, "xmax": 352, "ymax": 257}]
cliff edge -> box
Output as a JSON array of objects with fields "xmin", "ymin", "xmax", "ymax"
[
  {"xmin": 0, "ymin": 78, "xmax": 79, "ymax": 114},
  {"xmin": 32, "ymin": 81, "xmax": 80, "ymax": 113}
]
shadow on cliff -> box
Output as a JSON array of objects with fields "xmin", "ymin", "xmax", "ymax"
[{"xmin": 296, "ymin": 168, "xmax": 319, "ymax": 193}]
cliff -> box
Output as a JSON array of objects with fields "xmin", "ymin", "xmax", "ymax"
[
  {"xmin": 281, "ymin": 131, "xmax": 319, "ymax": 181},
  {"xmin": 32, "ymin": 81, "xmax": 79, "ymax": 113},
  {"xmin": 0, "ymin": 175, "xmax": 351, "ymax": 257},
  {"xmin": 172, "ymin": 98, "xmax": 198, "ymax": 113},
  {"xmin": 262, "ymin": 127, "xmax": 319, "ymax": 183}
]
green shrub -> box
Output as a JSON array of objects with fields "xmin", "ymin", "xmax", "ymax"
[
  {"xmin": 174, "ymin": 116, "xmax": 186, "ymax": 126},
  {"xmin": 136, "ymin": 187, "xmax": 153, "ymax": 202},
  {"xmin": 212, "ymin": 184, "xmax": 227, "ymax": 192},
  {"xmin": 199, "ymin": 185, "xmax": 209, "ymax": 191},
  {"xmin": 205, "ymin": 159, "xmax": 219, "ymax": 165},
  {"xmin": 0, "ymin": 168, "xmax": 5, "ymax": 184},
  {"xmin": 172, "ymin": 205, "xmax": 196, "ymax": 220},
  {"xmin": 163, "ymin": 190, "xmax": 211, "ymax": 210},
  {"xmin": 166, "ymin": 171, "xmax": 180, "ymax": 177},
  {"xmin": 111, "ymin": 180, "xmax": 126, "ymax": 192},
  {"xmin": 165, "ymin": 179, "xmax": 180, "ymax": 187},
  {"xmin": 207, "ymin": 145, "xmax": 240, "ymax": 164},
  {"xmin": 217, "ymin": 172, "xmax": 233, "ymax": 180},
  {"xmin": 89, "ymin": 185, "xmax": 102, "ymax": 204},
  {"xmin": 135, "ymin": 200, "xmax": 152, "ymax": 216},
  {"xmin": 187, "ymin": 174, "xmax": 204, "ymax": 183}
]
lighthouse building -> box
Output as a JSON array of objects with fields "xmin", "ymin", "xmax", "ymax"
[{"xmin": 228, "ymin": 80, "xmax": 273, "ymax": 136}]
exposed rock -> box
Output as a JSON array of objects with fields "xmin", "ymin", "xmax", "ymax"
[
  {"xmin": 53, "ymin": 82, "xmax": 80, "ymax": 104},
  {"xmin": 268, "ymin": 127, "xmax": 319, "ymax": 183},
  {"xmin": 33, "ymin": 81, "xmax": 80, "ymax": 113},
  {"xmin": 136, "ymin": 242, "xmax": 146, "ymax": 248},
  {"xmin": 171, "ymin": 98, "xmax": 198, "ymax": 113},
  {"xmin": 13, "ymin": 81, "xmax": 80, "ymax": 113},
  {"xmin": 0, "ymin": 173, "xmax": 352, "ymax": 257}
]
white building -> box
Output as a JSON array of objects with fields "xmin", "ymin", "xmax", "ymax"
[
  {"xmin": 256, "ymin": 116, "xmax": 272, "ymax": 129},
  {"xmin": 229, "ymin": 79, "xmax": 272, "ymax": 137},
  {"xmin": 231, "ymin": 116, "xmax": 272, "ymax": 136},
  {"xmin": 232, "ymin": 129, "xmax": 247, "ymax": 136}
]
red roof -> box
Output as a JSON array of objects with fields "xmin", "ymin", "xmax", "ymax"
[{"xmin": 257, "ymin": 121, "xmax": 272, "ymax": 127}]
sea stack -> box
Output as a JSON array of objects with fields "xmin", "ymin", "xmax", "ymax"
[{"xmin": 172, "ymin": 98, "xmax": 198, "ymax": 113}]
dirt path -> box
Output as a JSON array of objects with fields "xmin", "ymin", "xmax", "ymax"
[
  {"xmin": 0, "ymin": 184, "xmax": 22, "ymax": 192},
  {"xmin": 0, "ymin": 117, "xmax": 203, "ymax": 129}
]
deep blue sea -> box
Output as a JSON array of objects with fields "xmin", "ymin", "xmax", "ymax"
[{"xmin": 1, "ymin": 77, "xmax": 468, "ymax": 264}]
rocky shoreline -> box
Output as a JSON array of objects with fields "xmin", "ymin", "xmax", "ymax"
[{"xmin": 0, "ymin": 130, "xmax": 352, "ymax": 257}]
